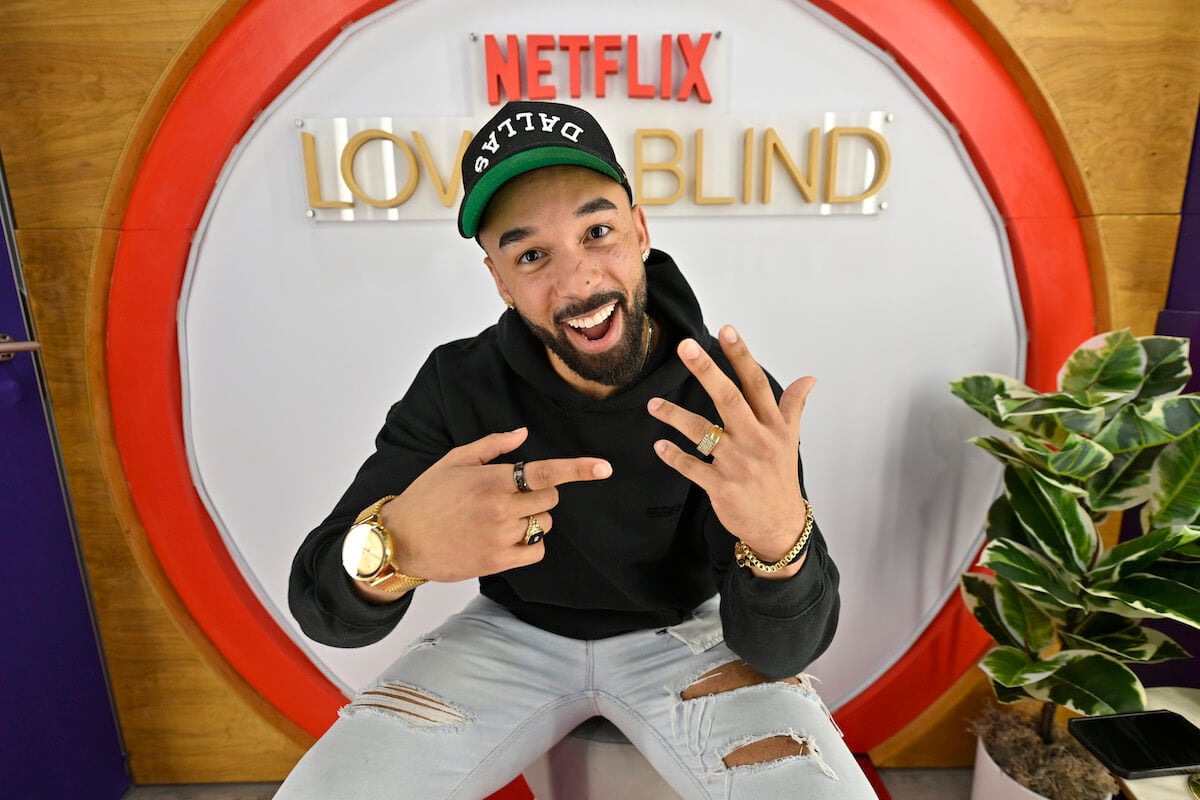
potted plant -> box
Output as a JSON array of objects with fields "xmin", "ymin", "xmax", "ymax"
[{"xmin": 950, "ymin": 329, "xmax": 1200, "ymax": 800}]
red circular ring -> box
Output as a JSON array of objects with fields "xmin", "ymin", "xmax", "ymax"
[{"xmin": 108, "ymin": 0, "xmax": 1094, "ymax": 755}]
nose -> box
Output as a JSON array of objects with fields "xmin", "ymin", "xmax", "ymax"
[{"xmin": 554, "ymin": 244, "xmax": 602, "ymax": 296}]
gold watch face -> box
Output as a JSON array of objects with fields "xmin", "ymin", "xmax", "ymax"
[{"xmin": 342, "ymin": 522, "xmax": 389, "ymax": 579}]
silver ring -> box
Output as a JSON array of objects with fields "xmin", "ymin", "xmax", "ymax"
[
  {"xmin": 523, "ymin": 515, "xmax": 544, "ymax": 545},
  {"xmin": 513, "ymin": 461, "xmax": 532, "ymax": 493}
]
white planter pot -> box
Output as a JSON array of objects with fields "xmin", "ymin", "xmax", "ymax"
[
  {"xmin": 971, "ymin": 736, "xmax": 1048, "ymax": 800},
  {"xmin": 971, "ymin": 734, "xmax": 1114, "ymax": 800}
]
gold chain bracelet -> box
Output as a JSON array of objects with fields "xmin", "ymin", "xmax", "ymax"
[
  {"xmin": 355, "ymin": 495, "xmax": 398, "ymax": 525},
  {"xmin": 733, "ymin": 499, "xmax": 814, "ymax": 573}
]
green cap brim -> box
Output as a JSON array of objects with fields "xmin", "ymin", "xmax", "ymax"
[{"xmin": 458, "ymin": 146, "xmax": 626, "ymax": 238}]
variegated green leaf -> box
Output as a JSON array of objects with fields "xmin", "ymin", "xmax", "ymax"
[
  {"xmin": 981, "ymin": 646, "xmax": 1058, "ymax": 687},
  {"xmin": 1016, "ymin": 462, "xmax": 1090, "ymax": 498},
  {"xmin": 1088, "ymin": 564, "xmax": 1200, "ymax": 628},
  {"xmin": 994, "ymin": 577, "xmax": 1056, "ymax": 652},
  {"xmin": 1086, "ymin": 447, "xmax": 1160, "ymax": 512},
  {"xmin": 1085, "ymin": 594, "xmax": 1171, "ymax": 620},
  {"xmin": 1135, "ymin": 335, "xmax": 1192, "ymax": 402},
  {"xmin": 1149, "ymin": 560, "xmax": 1200, "ymax": 582},
  {"xmin": 1058, "ymin": 329, "xmax": 1146, "ymax": 405},
  {"xmin": 950, "ymin": 374, "xmax": 1031, "ymax": 428},
  {"xmin": 985, "ymin": 495, "xmax": 1029, "ymax": 547},
  {"xmin": 972, "ymin": 434, "xmax": 1112, "ymax": 482},
  {"xmin": 1146, "ymin": 428, "xmax": 1200, "ymax": 529},
  {"xmin": 1045, "ymin": 433, "xmax": 1114, "ymax": 480},
  {"xmin": 980, "ymin": 538, "xmax": 1085, "ymax": 610},
  {"xmin": 972, "ymin": 435, "xmax": 1043, "ymax": 471},
  {"xmin": 1153, "ymin": 395, "xmax": 1200, "ymax": 439},
  {"xmin": 995, "ymin": 392, "xmax": 1107, "ymax": 440},
  {"xmin": 1059, "ymin": 615, "xmax": 1190, "ymax": 663},
  {"xmin": 1095, "ymin": 397, "xmax": 1200, "ymax": 455},
  {"xmin": 990, "ymin": 676, "xmax": 1034, "ymax": 705},
  {"xmin": 1090, "ymin": 526, "xmax": 1200, "ymax": 582},
  {"xmin": 961, "ymin": 573, "xmax": 1022, "ymax": 648},
  {"xmin": 1137, "ymin": 628, "xmax": 1191, "ymax": 661},
  {"xmin": 1005, "ymin": 464, "xmax": 1098, "ymax": 573},
  {"xmin": 1021, "ymin": 651, "xmax": 1146, "ymax": 716}
]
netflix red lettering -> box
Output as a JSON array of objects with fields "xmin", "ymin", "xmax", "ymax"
[{"xmin": 483, "ymin": 33, "xmax": 713, "ymax": 105}]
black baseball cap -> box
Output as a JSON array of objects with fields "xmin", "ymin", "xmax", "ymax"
[{"xmin": 458, "ymin": 101, "xmax": 632, "ymax": 238}]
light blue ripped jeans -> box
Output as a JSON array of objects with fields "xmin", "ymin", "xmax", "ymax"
[{"xmin": 274, "ymin": 595, "xmax": 877, "ymax": 800}]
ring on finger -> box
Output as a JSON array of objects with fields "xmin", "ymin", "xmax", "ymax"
[
  {"xmin": 513, "ymin": 461, "xmax": 532, "ymax": 493},
  {"xmin": 696, "ymin": 424, "xmax": 724, "ymax": 457},
  {"xmin": 523, "ymin": 515, "xmax": 545, "ymax": 545}
]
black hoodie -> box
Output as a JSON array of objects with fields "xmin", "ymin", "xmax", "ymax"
[{"xmin": 289, "ymin": 250, "xmax": 840, "ymax": 679}]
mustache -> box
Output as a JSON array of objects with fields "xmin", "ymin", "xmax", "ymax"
[{"xmin": 553, "ymin": 290, "xmax": 626, "ymax": 325}]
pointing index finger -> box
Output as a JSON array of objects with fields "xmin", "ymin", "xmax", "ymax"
[{"xmin": 520, "ymin": 457, "xmax": 613, "ymax": 492}]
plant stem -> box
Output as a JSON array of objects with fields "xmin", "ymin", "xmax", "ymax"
[{"xmin": 1039, "ymin": 701, "xmax": 1058, "ymax": 744}]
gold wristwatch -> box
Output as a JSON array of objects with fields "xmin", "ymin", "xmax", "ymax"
[{"xmin": 341, "ymin": 496, "xmax": 428, "ymax": 594}]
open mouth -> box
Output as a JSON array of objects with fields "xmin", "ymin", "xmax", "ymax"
[{"xmin": 562, "ymin": 302, "xmax": 621, "ymax": 349}]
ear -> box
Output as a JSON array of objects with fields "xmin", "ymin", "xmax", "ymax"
[
  {"xmin": 632, "ymin": 205, "xmax": 650, "ymax": 255},
  {"xmin": 484, "ymin": 256, "xmax": 515, "ymax": 307}
]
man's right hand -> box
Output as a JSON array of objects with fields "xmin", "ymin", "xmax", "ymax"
[{"xmin": 369, "ymin": 427, "xmax": 611, "ymax": 593}]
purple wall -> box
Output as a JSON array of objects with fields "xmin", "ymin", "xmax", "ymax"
[{"xmin": 0, "ymin": 153, "xmax": 128, "ymax": 797}]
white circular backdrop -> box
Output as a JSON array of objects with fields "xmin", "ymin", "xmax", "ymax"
[{"xmin": 180, "ymin": 0, "xmax": 1020, "ymax": 707}]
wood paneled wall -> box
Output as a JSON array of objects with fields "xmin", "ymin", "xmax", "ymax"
[
  {"xmin": 0, "ymin": 0, "xmax": 1195, "ymax": 781},
  {"xmin": 1, "ymin": 0, "xmax": 306, "ymax": 782}
]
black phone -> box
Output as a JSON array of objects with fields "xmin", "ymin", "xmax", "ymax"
[{"xmin": 1068, "ymin": 709, "xmax": 1200, "ymax": 780}]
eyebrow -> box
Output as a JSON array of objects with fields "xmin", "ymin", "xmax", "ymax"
[
  {"xmin": 498, "ymin": 227, "xmax": 534, "ymax": 250},
  {"xmin": 575, "ymin": 197, "xmax": 618, "ymax": 216},
  {"xmin": 496, "ymin": 196, "xmax": 619, "ymax": 250}
]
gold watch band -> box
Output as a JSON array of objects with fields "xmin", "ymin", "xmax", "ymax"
[
  {"xmin": 354, "ymin": 495, "xmax": 428, "ymax": 593},
  {"xmin": 733, "ymin": 499, "xmax": 814, "ymax": 573},
  {"xmin": 368, "ymin": 570, "xmax": 427, "ymax": 594},
  {"xmin": 355, "ymin": 495, "xmax": 398, "ymax": 525}
]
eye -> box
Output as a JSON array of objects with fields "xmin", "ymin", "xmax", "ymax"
[
  {"xmin": 516, "ymin": 249, "xmax": 543, "ymax": 265},
  {"xmin": 585, "ymin": 224, "xmax": 611, "ymax": 241}
]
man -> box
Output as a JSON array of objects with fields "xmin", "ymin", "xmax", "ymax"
[{"xmin": 279, "ymin": 101, "xmax": 875, "ymax": 799}]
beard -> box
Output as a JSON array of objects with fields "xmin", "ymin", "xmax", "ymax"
[{"xmin": 519, "ymin": 274, "xmax": 650, "ymax": 389}]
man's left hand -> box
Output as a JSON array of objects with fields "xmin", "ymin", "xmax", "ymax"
[{"xmin": 648, "ymin": 324, "xmax": 816, "ymax": 579}]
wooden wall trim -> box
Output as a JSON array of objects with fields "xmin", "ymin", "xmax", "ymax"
[
  {"xmin": 948, "ymin": 0, "xmax": 1111, "ymax": 334},
  {"xmin": 947, "ymin": 0, "xmax": 1095, "ymax": 218},
  {"xmin": 91, "ymin": 0, "xmax": 310, "ymax": 752},
  {"xmin": 101, "ymin": 0, "xmax": 256, "ymax": 231}
]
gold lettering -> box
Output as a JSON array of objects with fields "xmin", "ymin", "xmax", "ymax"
[
  {"xmin": 825, "ymin": 127, "xmax": 891, "ymax": 204},
  {"xmin": 762, "ymin": 127, "xmax": 819, "ymax": 204},
  {"xmin": 412, "ymin": 130, "xmax": 472, "ymax": 208},
  {"xmin": 693, "ymin": 129, "xmax": 733, "ymax": 205},
  {"xmin": 742, "ymin": 128, "xmax": 754, "ymax": 205},
  {"xmin": 301, "ymin": 131, "xmax": 352, "ymax": 209},
  {"xmin": 339, "ymin": 130, "xmax": 420, "ymax": 209},
  {"xmin": 634, "ymin": 128, "xmax": 685, "ymax": 206},
  {"xmin": 300, "ymin": 122, "xmax": 893, "ymax": 217}
]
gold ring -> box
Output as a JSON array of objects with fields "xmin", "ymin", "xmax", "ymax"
[
  {"xmin": 523, "ymin": 515, "xmax": 544, "ymax": 545},
  {"xmin": 696, "ymin": 424, "xmax": 723, "ymax": 457}
]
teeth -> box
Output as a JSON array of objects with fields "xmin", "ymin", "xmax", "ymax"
[{"xmin": 565, "ymin": 303, "xmax": 615, "ymax": 330}]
